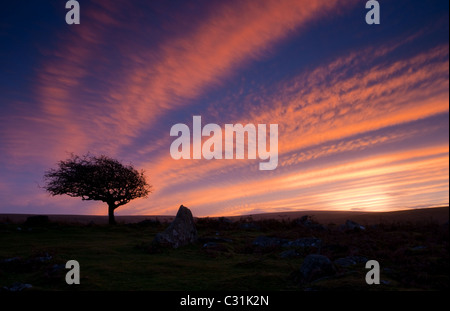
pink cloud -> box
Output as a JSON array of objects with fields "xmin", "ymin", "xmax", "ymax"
[
  {"xmin": 3, "ymin": 0, "xmax": 359, "ymax": 167},
  {"xmin": 126, "ymin": 40, "xmax": 449, "ymax": 216}
]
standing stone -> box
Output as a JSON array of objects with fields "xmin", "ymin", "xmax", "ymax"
[{"xmin": 152, "ymin": 205, "xmax": 198, "ymax": 248}]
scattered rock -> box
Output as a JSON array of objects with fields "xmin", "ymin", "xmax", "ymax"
[
  {"xmin": 45, "ymin": 264, "xmax": 66, "ymax": 279},
  {"xmin": 299, "ymin": 254, "xmax": 336, "ymax": 282},
  {"xmin": 295, "ymin": 215, "xmax": 326, "ymax": 230},
  {"xmin": 34, "ymin": 253, "xmax": 52, "ymax": 263},
  {"xmin": 1, "ymin": 257, "xmax": 21, "ymax": 264},
  {"xmin": 2, "ymin": 282, "xmax": 32, "ymax": 292},
  {"xmin": 334, "ymin": 256, "xmax": 368, "ymax": 267},
  {"xmin": 253, "ymin": 236, "xmax": 321, "ymax": 249},
  {"xmin": 152, "ymin": 205, "xmax": 198, "ymax": 248},
  {"xmin": 296, "ymin": 215, "xmax": 313, "ymax": 226},
  {"xmin": 49, "ymin": 263, "xmax": 66, "ymax": 274},
  {"xmin": 285, "ymin": 238, "xmax": 322, "ymax": 248},
  {"xmin": 252, "ymin": 236, "xmax": 288, "ymax": 247},
  {"xmin": 0, "ymin": 253, "xmax": 54, "ymax": 275},
  {"xmin": 341, "ymin": 220, "xmax": 365, "ymax": 231}
]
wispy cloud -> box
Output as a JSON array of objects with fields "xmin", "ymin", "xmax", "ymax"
[
  {"xmin": 137, "ymin": 144, "xmax": 447, "ymax": 216},
  {"xmin": 0, "ymin": 0, "xmax": 447, "ymax": 216},
  {"xmin": 123, "ymin": 34, "xmax": 449, "ymax": 216},
  {"xmin": 2, "ymin": 0, "xmax": 358, "ymax": 165}
]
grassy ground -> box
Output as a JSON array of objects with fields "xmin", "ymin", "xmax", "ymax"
[{"xmin": 0, "ymin": 215, "xmax": 448, "ymax": 291}]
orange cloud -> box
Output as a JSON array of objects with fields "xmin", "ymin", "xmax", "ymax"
[
  {"xmin": 247, "ymin": 45, "xmax": 449, "ymax": 156},
  {"xmin": 105, "ymin": 0, "xmax": 359, "ymax": 143},
  {"xmin": 144, "ymin": 144, "xmax": 448, "ymax": 216},
  {"xmin": 4, "ymin": 0, "xmax": 360, "ymax": 167},
  {"xmin": 136, "ymin": 41, "xmax": 449, "ymax": 194},
  {"xmin": 124, "ymin": 40, "xmax": 449, "ymax": 216},
  {"xmin": 2, "ymin": 1, "xmax": 447, "ymax": 217}
]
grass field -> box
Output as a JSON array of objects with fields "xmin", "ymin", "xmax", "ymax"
[{"xmin": 0, "ymin": 208, "xmax": 448, "ymax": 291}]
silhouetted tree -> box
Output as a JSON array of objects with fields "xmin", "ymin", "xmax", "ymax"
[{"xmin": 43, "ymin": 153, "xmax": 151, "ymax": 225}]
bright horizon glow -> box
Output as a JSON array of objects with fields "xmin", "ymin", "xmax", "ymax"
[{"xmin": 0, "ymin": 0, "xmax": 448, "ymax": 217}]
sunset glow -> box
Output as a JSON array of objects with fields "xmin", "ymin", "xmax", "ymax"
[{"xmin": 0, "ymin": 0, "xmax": 448, "ymax": 217}]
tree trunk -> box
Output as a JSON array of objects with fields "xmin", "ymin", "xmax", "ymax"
[{"xmin": 108, "ymin": 203, "xmax": 117, "ymax": 225}]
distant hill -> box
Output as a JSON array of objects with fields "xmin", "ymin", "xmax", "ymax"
[{"xmin": 1, "ymin": 206, "xmax": 448, "ymax": 225}]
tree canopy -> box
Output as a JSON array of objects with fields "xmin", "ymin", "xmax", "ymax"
[{"xmin": 43, "ymin": 153, "xmax": 151, "ymax": 224}]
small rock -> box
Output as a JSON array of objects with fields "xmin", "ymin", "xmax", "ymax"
[
  {"xmin": 1, "ymin": 257, "xmax": 21, "ymax": 263},
  {"xmin": 296, "ymin": 215, "xmax": 313, "ymax": 226},
  {"xmin": 34, "ymin": 253, "xmax": 52, "ymax": 263},
  {"xmin": 295, "ymin": 215, "xmax": 325, "ymax": 230},
  {"xmin": 341, "ymin": 220, "xmax": 365, "ymax": 231},
  {"xmin": 49, "ymin": 263, "xmax": 66, "ymax": 273},
  {"xmin": 2, "ymin": 282, "xmax": 32, "ymax": 292},
  {"xmin": 46, "ymin": 264, "xmax": 66, "ymax": 279},
  {"xmin": 334, "ymin": 256, "xmax": 368, "ymax": 267},
  {"xmin": 253, "ymin": 236, "xmax": 288, "ymax": 247},
  {"xmin": 299, "ymin": 254, "xmax": 336, "ymax": 282},
  {"xmin": 253, "ymin": 236, "xmax": 322, "ymax": 249},
  {"xmin": 284, "ymin": 237, "xmax": 322, "ymax": 248}
]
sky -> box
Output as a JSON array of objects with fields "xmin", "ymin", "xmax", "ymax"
[{"xmin": 0, "ymin": 0, "xmax": 448, "ymax": 217}]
